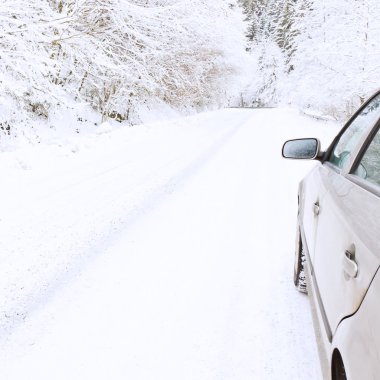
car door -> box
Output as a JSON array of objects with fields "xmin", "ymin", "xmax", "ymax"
[{"xmin": 310, "ymin": 92, "xmax": 380, "ymax": 340}]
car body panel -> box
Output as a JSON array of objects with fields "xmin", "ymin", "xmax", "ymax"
[{"xmin": 310, "ymin": 164, "xmax": 380, "ymax": 336}]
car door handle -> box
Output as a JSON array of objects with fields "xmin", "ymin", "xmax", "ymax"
[
  {"xmin": 343, "ymin": 250, "xmax": 358, "ymax": 278},
  {"xmin": 313, "ymin": 202, "xmax": 320, "ymax": 216}
]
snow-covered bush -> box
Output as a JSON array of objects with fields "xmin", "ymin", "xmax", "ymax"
[{"xmin": 0, "ymin": 0, "xmax": 250, "ymax": 143}]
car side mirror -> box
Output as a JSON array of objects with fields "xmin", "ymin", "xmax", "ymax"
[{"xmin": 282, "ymin": 138, "xmax": 321, "ymax": 160}]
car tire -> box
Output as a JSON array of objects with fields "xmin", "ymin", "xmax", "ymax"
[
  {"xmin": 294, "ymin": 226, "xmax": 307, "ymax": 294},
  {"xmin": 332, "ymin": 350, "xmax": 347, "ymax": 380}
]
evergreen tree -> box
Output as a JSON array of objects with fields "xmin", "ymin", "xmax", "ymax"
[{"xmin": 239, "ymin": 0, "xmax": 302, "ymax": 105}]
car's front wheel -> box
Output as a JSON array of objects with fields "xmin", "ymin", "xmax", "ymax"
[{"xmin": 294, "ymin": 226, "xmax": 307, "ymax": 293}]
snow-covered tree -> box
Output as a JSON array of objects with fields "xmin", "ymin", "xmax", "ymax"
[
  {"xmin": 239, "ymin": 0, "xmax": 300, "ymax": 106},
  {"xmin": 285, "ymin": 0, "xmax": 380, "ymax": 119},
  {"xmin": 0, "ymin": 0, "xmax": 250, "ymax": 141},
  {"xmin": 240, "ymin": 0, "xmax": 380, "ymax": 119}
]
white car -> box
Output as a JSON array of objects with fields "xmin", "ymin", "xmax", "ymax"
[{"xmin": 282, "ymin": 90, "xmax": 380, "ymax": 380}]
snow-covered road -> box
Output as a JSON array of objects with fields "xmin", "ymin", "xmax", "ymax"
[{"xmin": 0, "ymin": 109, "xmax": 338, "ymax": 379}]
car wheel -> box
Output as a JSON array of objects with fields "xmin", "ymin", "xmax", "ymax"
[{"xmin": 294, "ymin": 226, "xmax": 307, "ymax": 293}]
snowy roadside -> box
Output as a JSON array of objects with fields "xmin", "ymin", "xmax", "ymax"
[
  {"xmin": 0, "ymin": 109, "xmax": 254, "ymax": 339},
  {"xmin": 0, "ymin": 108, "xmax": 339, "ymax": 379}
]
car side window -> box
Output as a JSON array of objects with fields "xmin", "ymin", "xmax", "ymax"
[
  {"xmin": 329, "ymin": 94, "xmax": 380, "ymax": 169},
  {"xmin": 353, "ymin": 127, "xmax": 380, "ymax": 187}
]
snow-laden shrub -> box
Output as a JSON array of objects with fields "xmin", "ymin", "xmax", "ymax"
[{"xmin": 0, "ymin": 0, "xmax": 249, "ymax": 141}]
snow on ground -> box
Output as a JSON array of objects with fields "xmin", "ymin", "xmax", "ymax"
[{"xmin": 0, "ymin": 108, "xmax": 339, "ymax": 379}]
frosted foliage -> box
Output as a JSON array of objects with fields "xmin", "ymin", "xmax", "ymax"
[
  {"xmin": 239, "ymin": 0, "xmax": 298, "ymax": 107},
  {"xmin": 285, "ymin": 0, "xmax": 380, "ymax": 119},
  {"xmin": 0, "ymin": 0, "xmax": 248, "ymax": 138},
  {"xmin": 241, "ymin": 0, "xmax": 380, "ymax": 119}
]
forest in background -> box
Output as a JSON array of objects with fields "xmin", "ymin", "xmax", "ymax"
[
  {"xmin": 240, "ymin": 0, "xmax": 380, "ymax": 120},
  {"xmin": 1, "ymin": 0, "xmax": 379, "ymax": 145}
]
